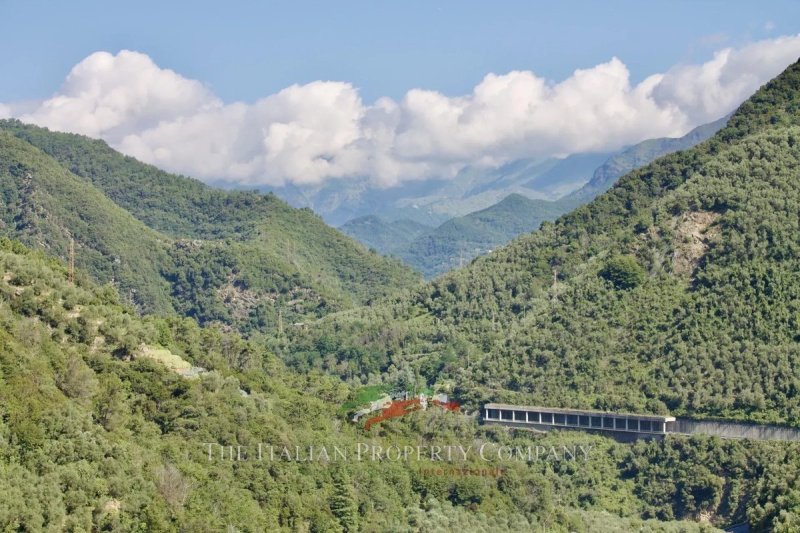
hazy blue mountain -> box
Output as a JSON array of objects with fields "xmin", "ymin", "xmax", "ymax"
[
  {"xmin": 347, "ymin": 115, "xmax": 730, "ymax": 278},
  {"xmin": 521, "ymin": 152, "xmax": 612, "ymax": 192},
  {"xmin": 269, "ymin": 152, "xmax": 614, "ymax": 226},
  {"xmin": 272, "ymin": 178, "xmax": 450, "ymax": 227},
  {"xmin": 567, "ymin": 114, "xmax": 731, "ymax": 203}
]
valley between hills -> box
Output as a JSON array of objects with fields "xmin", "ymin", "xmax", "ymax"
[{"xmin": 1, "ymin": 50, "xmax": 800, "ymax": 532}]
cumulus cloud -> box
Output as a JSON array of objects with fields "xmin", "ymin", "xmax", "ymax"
[
  {"xmin": 7, "ymin": 36, "xmax": 800, "ymax": 187},
  {"xmin": 20, "ymin": 51, "xmax": 220, "ymax": 144},
  {"xmin": 651, "ymin": 35, "xmax": 800, "ymax": 123}
]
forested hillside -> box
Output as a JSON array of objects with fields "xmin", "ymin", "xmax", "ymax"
[
  {"xmin": 340, "ymin": 216, "xmax": 431, "ymax": 256},
  {"xmin": 0, "ymin": 121, "xmax": 420, "ymax": 331},
  {"xmin": 0, "ymin": 133, "xmax": 175, "ymax": 314},
  {"xmin": 4, "ymin": 236, "xmax": 778, "ymax": 531},
  {"xmin": 285, "ymin": 59, "xmax": 800, "ymax": 429},
  {"xmin": 398, "ymin": 193, "xmax": 566, "ymax": 278}
]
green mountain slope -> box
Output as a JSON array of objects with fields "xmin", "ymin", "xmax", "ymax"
[
  {"xmin": 0, "ymin": 132, "xmax": 176, "ymax": 314},
  {"xmin": 0, "ymin": 237, "xmax": 751, "ymax": 531},
  {"xmin": 0, "ymin": 121, "xmax": 420, "ymax": 331},
  {"xmin": 339, "ymin": 215, "xmax": 431, "ymax": 254},
  {"xmin": 399, "ymin": 193, "xmax": 567, "ymax": 278},
  {"xmin": 3, "ymin": 60, "xmax": 800, "ymax": 533},
  {"xmin": 287, "ymin": 59, "xmax": 800, "ymax": 426}
]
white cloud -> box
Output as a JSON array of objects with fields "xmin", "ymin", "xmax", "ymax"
[
  {"xmin": 0, "ymin": 103, "xmax": 10, "ymax": 119},
  {"xmin": 20, "ymin": 51, "xmax": 219, "ymax": 144},
  {"xmin": 651, "ymin": 35, "xmax": 800, "ymax": 124},
  {"xmin": 6, "ymin": 36, "xmax": 800, "ymax": 187},
  {"xmin": 388, "ymin": 59, "xmax": 684, "ymax": 170}
]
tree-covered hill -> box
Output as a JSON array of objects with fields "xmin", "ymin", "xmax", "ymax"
[
  {"xmin": 285, "ymin": 59, "xmax": 800, "ymax": 429},
  {"xmin": 0, "ymin": 122, "xmax": 420, "ymax": 331},
  {"xmin": 0, "ymin": 132, "xmax": 176, "ymax": 314},
  {"xmin": 3, "ymin": 58, "xmax": 800, "ymax": 533},
  {"xmin": 397, "ymin": 193, "xmax": 567, "ymax": 278},
  {"xmin": 340, "ymin": 215, "xmax": 432, "ymax": 256},
  {"xmin": 3, "ymin": 236, "xmax": 774, "ymax": 531}
]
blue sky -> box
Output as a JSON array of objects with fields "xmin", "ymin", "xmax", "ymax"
[
  {"xmin": 1, "ymin": 0, "xmax": 797, "ymax": 104},
  {"xmin": 1, "ymin": 1, "xmax": 799, "ymax": 188}
]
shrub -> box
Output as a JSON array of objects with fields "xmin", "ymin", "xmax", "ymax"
[{"xmin": 599, "ymin": 254, "xmax": 645, "ymax": 289}]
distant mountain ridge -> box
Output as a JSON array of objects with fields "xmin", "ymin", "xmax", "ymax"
[
  {"xmin": 568, "ymin": 114, "xmax": 732, "ymax": 202},
  {"xmin": 342, "ymin": 115, "xmax": 729, "ymax": 278},
  {"xmin": 272, "ymin": 151, "xmax": 614, "ymax": 227},
  {"xmin": 393, "ymin": 194, "xmax": 566, "ymax": 278}
]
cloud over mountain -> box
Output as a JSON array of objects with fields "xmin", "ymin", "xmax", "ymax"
[{"xmin": 7, "ymin": 36, "xmax": 800, "ymax": 187}]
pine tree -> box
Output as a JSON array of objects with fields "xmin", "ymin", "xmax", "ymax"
[{"xmin": 330, "ymin": 467, "xmax": 358, "ymax": 533}]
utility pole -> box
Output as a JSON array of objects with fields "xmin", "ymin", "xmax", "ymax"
[
  {"xmin": 68, "ymin": 238, "xmax": 75, "ymax": 284},
  {"xmin": 551, "ymin": 268, "xmax": 558, "ymax": 302}
]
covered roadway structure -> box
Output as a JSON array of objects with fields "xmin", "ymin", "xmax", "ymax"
[{"xmin": 483, "ymin": 403, "xmax": 676, "ymax": 440}]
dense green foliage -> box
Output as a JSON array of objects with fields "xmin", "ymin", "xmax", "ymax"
[
  {"xmin": 340, "ymin": 216, "xmax": 431, "ymax": 256},
  {"xmin": 0, "ymin": 133, "xmax": 175, "ymax": 314},
  {"xmin": 398, "ymin": 193, "xmax": 568, "ymax": 278},
  {"xmin": 0, "ymin": 121, "xmax": 420, "ymax": 332},
  {"xmin": 599, "ymin": 254, "xmax": 646, "ymax": 289},
  {"xmin": 0, "ymin": 237, "xmax": 745, "ymax": 531}
]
